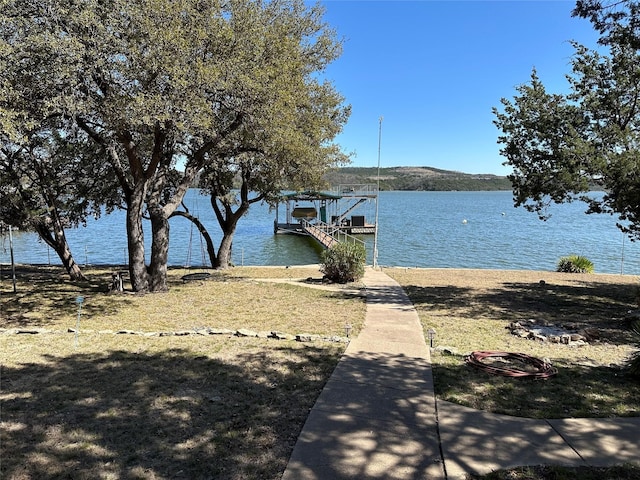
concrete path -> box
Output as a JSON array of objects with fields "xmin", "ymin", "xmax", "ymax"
[{"xmin": 282, "ymin": 268, "xmax": 640, "ymax": 479}]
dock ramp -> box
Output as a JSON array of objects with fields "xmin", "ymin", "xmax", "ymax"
[{"xmin": 301, "ymin": 219, "xmax": 365, "ymax": 250}]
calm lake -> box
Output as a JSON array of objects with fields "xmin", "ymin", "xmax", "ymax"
[{"xmin": 3, "ymin": 190, "xmax": 639, "ymax": 275}]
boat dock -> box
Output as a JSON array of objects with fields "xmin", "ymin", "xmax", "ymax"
[{"xmin": 273, "ymin": 185, "xmax": 378, "ymax": 247}]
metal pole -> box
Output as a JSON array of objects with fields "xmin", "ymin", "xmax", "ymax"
[
  {"xmin": 373, "ymin": 116, "xmax": 382, "ymax": 268},
  {"xmin": 621, "ymin": 231, "xmax": 625, "ymax": 275},
  {"xmin": 75, "ymin": 296, "xmax": 84, "ymax": 348},
  {"xmin": 9, "ymin": 225, "xmax": 16, "ymax": 293}
]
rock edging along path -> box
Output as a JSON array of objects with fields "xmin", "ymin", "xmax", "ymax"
[
  {"xmin": 0, "ymin": 327, "xmax": 350, "ymax": 343},
  {"xmin": 282, "ymin": 267, "xmax": 445, "ymax": 479}
]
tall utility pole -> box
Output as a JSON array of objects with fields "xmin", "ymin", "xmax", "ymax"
[{"xmin": 373, "ymin": 116, "xmax": 382, "ymax": 268}]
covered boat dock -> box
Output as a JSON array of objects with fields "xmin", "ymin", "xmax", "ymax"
[{"xmin": 273, "ymin": 185, "xmax": 378, "ymax": 237}]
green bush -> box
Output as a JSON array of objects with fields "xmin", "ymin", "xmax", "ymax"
[
  {"xmin": 556, "ymin": 255, "xmax": 594, "ymax": 273},
  {"xmin": 320, "ymin": 242, "xmax": 366, "ymax": 284}
]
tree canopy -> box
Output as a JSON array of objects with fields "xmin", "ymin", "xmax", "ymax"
[
  {"xmin": 1, "ymin": 0, "xmax": 349, "ymax": 291},
  {"xmin": 0, "ymin": 117, "xmax": 117, "ymax": 280},
  {"xmin": 494, "ymin": 0, "xmax": 640, "ymax": 239}
]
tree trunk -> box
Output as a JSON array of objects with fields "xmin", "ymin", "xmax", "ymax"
[
  {"xmin": 210, "ymin": 191, "xmax": 253, "ymax": 269},
  {"xmin": 34, "ymin": 221, "xmax": 86, "ymax": 281},
  {"xmin": 148, "ymin": 207, "xmax": 169, "ymax": 292},
  {"xmin": 127, "ymin": 187, "xmax": 150, "ymax": 292},
  {"xmin": 215, "ymin": 231, "xmax": 235, "ymax": 269}
]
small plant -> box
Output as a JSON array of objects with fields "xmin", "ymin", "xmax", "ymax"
[
  {"xmin": 556, "ymin": 255, "xmax": 594, "ymax": 273},
  {"xmin": 320, "ymin": 242, "xmax": 366, "ymax": 284}
]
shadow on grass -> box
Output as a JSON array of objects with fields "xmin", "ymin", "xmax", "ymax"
[
  {"xmin": 1, "ymin": 345, "xmax": 339, "ymax": 479},
  {"xmin": 0, "ymin": 265, "xmax": 132, "ymax": 328},
  {"xmin": 433, "ymin": 358, "xmax": 640, "ymax": 418},
  {"xmin": 469, "ymin": 464, "xmax": 640, "ymax": 480},
  {"xmin": 404, "ymin": 279, "xmax": 638, "ymax": 345}
]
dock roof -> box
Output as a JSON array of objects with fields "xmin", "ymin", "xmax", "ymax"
[{"xmin": 280, "ymin": 190, "xmax": 342, "ymax": 201}]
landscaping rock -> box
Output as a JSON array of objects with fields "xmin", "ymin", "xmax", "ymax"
[
  {"xmin": 506, "ymin": 320, "xmax": 593, "ymax": 346},
  {"xmin": 327, "ymin": 335, "xmax": 348, "ymax": 343},
  {"xmin": 434, "ymin": 346, "xmax": 459, "ymax": 356},
  {"xmin": 209, "ymin": 329, "xmax": 235, "ymax": 335},
  {"xmin": 236, "ymin": 329, "xmax": 258, "ymax": 337},
  {"xmin": 18, "ymin": 328, "xmax": 47, "ymax": 334},
  {"xmin": 296, "ymin": 333, "xmax": 320, "ymax": 342},
  {"xmin": 270, "ymin": 331, "xmax": 289, "ymax": 340}
]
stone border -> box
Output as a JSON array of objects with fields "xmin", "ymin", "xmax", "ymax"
[
  {"xmin": 506, "ymin": 320, "xmax": 593, "ymax": 346},
  {"xmin": 0, "ymin": 327, "xmax": 350, "ymax": 344}
]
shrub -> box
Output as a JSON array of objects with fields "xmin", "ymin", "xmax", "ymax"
[
  {"xmin": 556, "ymin": 255, "xmax": 594, "ymax": 273},
  {"xmin": 320, "ymin": 242, "xmax": 366, "ymax": 284}
]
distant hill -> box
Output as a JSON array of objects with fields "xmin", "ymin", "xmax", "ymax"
[{"xmin": 323, "ymin": 166, "xmax": 512, "ymax": 191}]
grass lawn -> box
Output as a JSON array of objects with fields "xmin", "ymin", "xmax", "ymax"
[
  {"xmin": 385, "ymin": 268, "xmax": 640, "ymax": 419},
  {"xmin": 386, "ymin": 268, "xmax": 640, "ymax": 479},
  {"xmin": 1, "ymin": 265, "xmax": 366, "ymax": 480},
  {"xmin": 3, "ymin": 264, "xmax": 640, "ymax": 480},
  {"xmin": 470, "ymin": 464, "xmax": 640, "ymax": 480}
]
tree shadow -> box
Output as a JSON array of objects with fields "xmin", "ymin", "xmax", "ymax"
[
  {"xmin": 0, "ymin": 265, "xmax": 132, "ymax": 328},
  {"xmin": 438, "ymin": 384, "xmax": 640, "ymax": 478},
  {"xmin": 433, "ymin": 359, "xmax": 640, "ymax": 419},
  {"xmin": 1, "ymin": 345, "xmax": 337, "ymax": 479},
  {"xmin": 283, "ymin": 350, "xmax": 445, "ymax": 479},
  {"xmin": 404, "ymin": 279, "xmax": 638, "ymax": 345}
]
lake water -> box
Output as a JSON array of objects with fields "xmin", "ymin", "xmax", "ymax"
[{"xmin": 2, "ymin": 190, "xmax": 639, "ymax": 275}]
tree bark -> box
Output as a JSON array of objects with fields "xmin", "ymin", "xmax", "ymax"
[
  {"xmin": 215, "ymin": 231, "xmax": 235, "ymax": 269},
  {"xmin": 33, "ymin": 221, "xmax": 86, "ymax": 282},
  {"xmin": 148, "ymin": 206, "xmax": 169, "ymax": 292},
  {"xmin": 126, "ymin": 185, "xmax": 150, "ymax": 292}
]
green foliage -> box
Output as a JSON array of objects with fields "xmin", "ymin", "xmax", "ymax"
[
  {"xmin": 556, "ymin": 255, "xmax": 595, "ymax": 274},
  {"xmin": 1, "ymin": 0, "xmax": 349, "ymax": 290},
  {"xmin": 493, "ymin": 4, "xmax": 640, "ymax": 240},
  {"xmin": 320, "ymin": 242, "xmax": 366, "ymax": 284}
]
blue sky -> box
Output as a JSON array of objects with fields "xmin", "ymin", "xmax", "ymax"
[{"xmin": 319, "ymin": 1, "xmax": 602, "ymax": 174}]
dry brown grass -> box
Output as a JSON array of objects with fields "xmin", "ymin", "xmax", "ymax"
[
  {"xmin": 386, "ymin": 268, "xmax": 640, "ymax": 418},
  {"xmin": 0, "ymin": 265, "xmax": 366, "ymax": 480}
]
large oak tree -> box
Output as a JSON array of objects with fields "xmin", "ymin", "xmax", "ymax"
[{"xmin": 1, "ymin": 0, "xmax": 349, "ymax": 291}]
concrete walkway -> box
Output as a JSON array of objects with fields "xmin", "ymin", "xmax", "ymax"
[{"xmin": 282, "ymin": 268, "xmax": 640, "ymax": 479}]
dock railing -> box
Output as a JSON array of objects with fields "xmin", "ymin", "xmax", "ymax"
[
  {"xmin": 301, "ymin": 219, "xmax": 366, "ymax": 250},
  {"xmin": 332, "ymin": 184, "xmax": 378, "ymax": 197}
]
